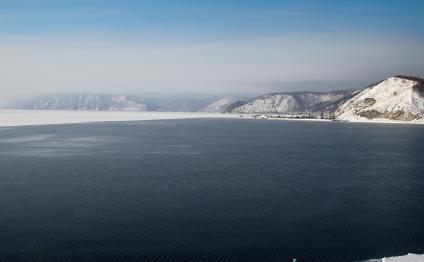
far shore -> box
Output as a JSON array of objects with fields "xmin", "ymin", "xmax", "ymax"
[
  {"xmin": 1, "ymin": 110, "xmax": 423, "ymax": 128},
  {"xmin": 237, "ymin": 113, "xmax": 424, "ymax": 125}
]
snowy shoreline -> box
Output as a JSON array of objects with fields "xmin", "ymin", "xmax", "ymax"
[
  {"xmin": 363, "ymin": 253, "xmax": 424, "ymax": 262},
  {"xmin": 335, "ymin": 118, "xmax": 424, "ymax": 125},
  {"xmin": 237, "ymin": 114, "xmax": 424, "ymax": 125},
  {"xmin": 1, "ymin": 110, "xmax": 424, "ymax": 128}
]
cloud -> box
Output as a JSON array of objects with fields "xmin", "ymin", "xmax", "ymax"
[{"xmin": 0, "ymin": 33, "xmax": 423, "ymax": 101}]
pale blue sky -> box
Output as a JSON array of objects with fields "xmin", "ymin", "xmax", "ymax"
[
  {"xmin": 0, "ymin": 0, "xmax": 423, "ymax": 98},
  {"xmin": 1, "ymin": 0, "xmax": 424, "ymax": 36}
]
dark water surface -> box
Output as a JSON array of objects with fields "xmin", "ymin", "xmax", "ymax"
[{"xmin": 1, "ymin": 119, "xmax": 424, "ymax": 262}]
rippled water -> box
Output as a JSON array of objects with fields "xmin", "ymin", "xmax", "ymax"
[{"xmin": 1, "ymin": 119, "xmax": 424, "ymax": 261}]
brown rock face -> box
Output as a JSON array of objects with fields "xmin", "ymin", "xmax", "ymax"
[{"xmin": 358, "ymin": 110, "xmax": 418, "ymax": 121}]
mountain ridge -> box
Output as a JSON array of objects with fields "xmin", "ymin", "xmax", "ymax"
[
  {"xmin": 230, "ymin": 89, "xmax": 359, "ymax": 117},
  {"xmin": 6, "ymin": 94, "xmax": 148, "ymax": 111},
  {"xmin": 5, "ymin": 75, "xmax": 424, "ymax": 122}
]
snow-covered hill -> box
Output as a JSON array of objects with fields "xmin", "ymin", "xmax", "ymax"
[
  {"xmin": 7, "ymin": 94, "xmax": 147, "ymax": 111},
  {"xmin": 335, "ymin": 76, "xmax": 424, "ymax": 121},
  {"xmin": 199, "ymin": 97, "xmax": 246, "ymax": 113},
  {"xmin": 231, "ymin": 90, "xmax": 358, "ymax": 116}
]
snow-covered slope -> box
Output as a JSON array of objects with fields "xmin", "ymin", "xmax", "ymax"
[
  {"xmin": 336, "ymin": 76, "xmax": 424, "ymax": 121},
  {"xmin": 7, "ymin": 94, "xmax": 147, "ymax": 111},
  {"xmin": 231, "ymin": 90, "xmax": 358, "ymax": 116},
  {"xmin": 199, "ymin": 97, "xmax": 246, "ymax": 113},
  {"xmin": 364, "ymin": 253, "xmax": 424, "ymax": 262}
]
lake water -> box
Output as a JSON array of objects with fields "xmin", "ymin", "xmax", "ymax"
[{"xmin": 1, "ymin": 119, "xmax": 424, "ymax": 261}]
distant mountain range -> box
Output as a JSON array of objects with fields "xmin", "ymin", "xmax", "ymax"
[
  {"xmin": 6, "ymin": 94, "xmax": 217, "ymax": 112},
  {"xmin": 230, "ymin": 90, "xmax": 358, "ymax": 117},
  {"xmin": 229, "ymin": 75, "xmax": 424, "ymax": 122},
  {"xmin": 6, "ymin": 94, "xmax": 148, "ymax": 111},
  {"xmin": 5, "ymin": 75, "xmax": 424, "ymax": 122}
]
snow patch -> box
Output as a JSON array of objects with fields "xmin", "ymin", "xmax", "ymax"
[{"xmin": 0, "ymin": 110, "xmax": 237, "ymax": 127}]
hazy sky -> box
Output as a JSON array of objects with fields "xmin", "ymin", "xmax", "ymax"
[{"xmin": 1, "ymin": 0, "xmax": 424, "ymax": 101}]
